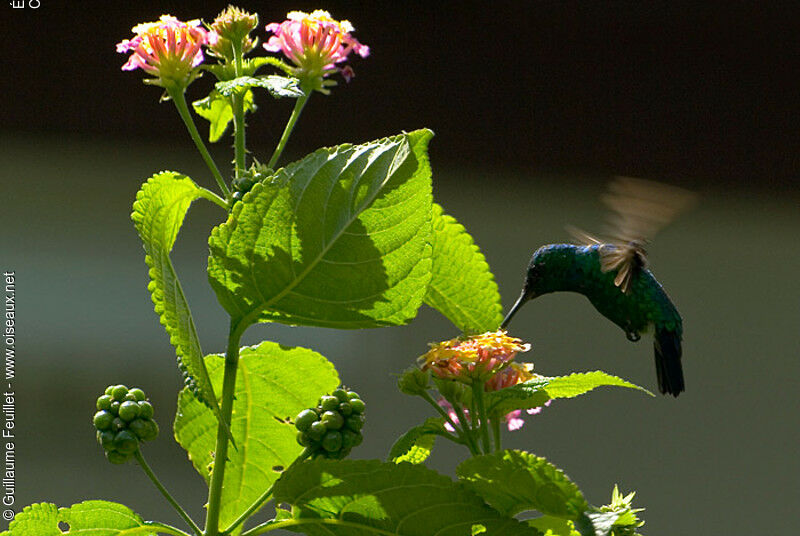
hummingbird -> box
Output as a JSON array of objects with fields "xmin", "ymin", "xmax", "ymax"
[{"xmin": 501, "ymin": 177, "xmax": 696, "ymax": 396}]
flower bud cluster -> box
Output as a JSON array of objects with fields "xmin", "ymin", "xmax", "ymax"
[
  {"xmin": 294, "ymin": 388, "xmax": 364, "ymax": 459},
  {"xmin": 93, "ymin": 385, "xmax": 159, "ymax": 464},
  {"xmin": 208, "ymin": 6, "xmax": 259, "ymax": 61}
]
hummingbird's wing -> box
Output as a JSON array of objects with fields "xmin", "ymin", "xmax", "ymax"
[{"xmin": 571, "ymin": 177, "xmax": 696, "ymax": 294}]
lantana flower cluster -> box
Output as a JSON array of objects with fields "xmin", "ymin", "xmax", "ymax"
[
  {"xmin": 116, "ymin": 15, "xmax": 209, "ymax": 88},
  {"xmin": 420, "ymin": 330, "xmax": 549, "ymax": 431},
  {"xmin": 264, "ymin": 10, "xmax": 369, "ymax": 92},
  {"xmin": 420, "ymin": 330, "xmax": 531, "ymax": 384},
  {"xmin": 117, "ymin": 9, "xmax": 368, "ymax": 93}
]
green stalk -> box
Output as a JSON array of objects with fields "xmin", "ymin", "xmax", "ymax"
[
  {"xmin": 242, "ymin": 518, "xmax": 397, "ymax": 536},
  {"xmin": 204, "ymin": 323, "xmax": 243, "ymax": 536},
  {"xmin": 419, "ymin": 391, "xmax": 472, "ymax": 451},
  {"xmin": 451, "ymin": 402, "xmax": 480, "ymax": 456},
  {"xmin": 197, "ymin": 187, "xmax": 229, "ymax": 210},
  {"xmin": 231, "ymin": 41, "xmax": 247, "ymax": 179},
  {"xmin": 134, "ymin": 449, "xmax": 202, "ymax": 536},
  {"xmin": 491, "ymin": 418, "xmax": 502, "ymax": 452},
  {"xmin": 222, "ymin": 447, "xmax": 314, "ymax": 535},
  {"xmin": 472, "ymin": 382, "xmax": 492, "ymax": 454},
  {"xmin": 167, "ymin": 86, "xmax": 232, "ymax": 201},
  {"xmin": 267, "ymin": 92, "xmax": 310, "ymax": 169}
]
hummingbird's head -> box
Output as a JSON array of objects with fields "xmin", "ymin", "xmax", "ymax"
[{"xmin": 522, "ymin": 245, "xmax": 558, "ymax": 299}]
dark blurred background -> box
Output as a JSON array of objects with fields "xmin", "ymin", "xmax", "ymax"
[{"xmin": 2, "ymin": 1, "xmax": 799, "ymax": 534}]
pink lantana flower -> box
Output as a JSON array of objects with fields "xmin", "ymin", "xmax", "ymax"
[
  {"xmin": 264, "ymin": 10, "xmax": 369, "ymax": 93},
  {"xmin": 486, "ymin": 362, "xmax": 551, "ymax": 431},
  {"xmin": 420, "ymin": 330, "xmax": 531, "ymax": 385},
  {"xmin": 438, "ymin": 399, "xmax": 469, "ymax": 433},
  {"xmin": 116, "ymin": 15, "xmax": 208, "ymax": 89}
]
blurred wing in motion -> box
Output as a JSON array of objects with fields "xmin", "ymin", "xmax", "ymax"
[{"xmin": 571, "ymin": 177, "xmax": 697, "ymax": 293}]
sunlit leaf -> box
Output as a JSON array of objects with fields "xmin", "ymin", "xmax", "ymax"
[
  {"xmin": 425, "ymin": 204, "xmax": 504, "ymax": 334},
  {"xmin": 273, "ymin": 458, "xmax": 538, "ymax": 535},
  {"xmin": 131, "ymin": 171, "xmax": 226, "ymax": 431},
  {"xmin": 208, "ymin": 130, "xmax": 434, "ymax": 332},
  {"xmin": 174, "ymin": 341, "xmax": 339, "ymax": 530}
]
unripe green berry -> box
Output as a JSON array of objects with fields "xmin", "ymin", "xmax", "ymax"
[
  {"xmin": 349, "ymin": 398, "xmax": 365, "ymax": 414},
  {"xmin": 138, "ymin": 401, "xmax": 154, "ymax": 419},
  {"xmin": 321, "ymin": 410, "xmax": 344, "ymax": 430},
  {"xmin": 129, "ymin": 419, "xmax": 149, "ymax": 440},
  {"xmin": 338, "ymin": 402, "xmax": 353, "ymax": 416},
  {"xmin": 332, "ymin": 388, "xmax": 349, "ymax": 402},
  {"xmin": 106, "ymin": 450, "xmax": 129, "ymax": 464},
  {"xmin": 326, "ymin": 449, "xmax": 347, "ymax": 460},
  {"xmin": 319, "ymin": 396, "xmax": 339, "ymax": 412},
  {"xmin": 111, "ymin": 385, "xmax": 129, "ymax": 401},
  {"xmin": 93, "ymin": 410, "xmax": 114, "ymax": 431},
  {"xmin": 142, "ymin": 420, "xmax": 159, "ymax": 441},
  {"xmin": 96, "ymin": 395, "xmax": 113, "ymax": 411},
  {"xmin": 321, "ymin": 431, "xmax": 342, "ymax": 452},
  {"xmin": 341, "ymin": 429, "xmax": 361, "ymax": 449},
  {"xmin": 118, "ymin": 401, "xmax": 140, "ymax": 421},
  {"xmin": 113, "ymin": 430, "xmax": 139, "ymax": 454},
  {"xmin": 308, "ymin": 420, "xmax": 327, "ymax": 441},
  {"xmin": 294, "ymin": 409, "xmax": 318, "ymax": 432},
  {"xmin": 111, "ymin": 417, "xmax": 126, "ymax": 432},
  {"xmin": 296, "ymin": 431, "xmax": 313, "ymax": 447},
  {"xmin": 98, "ymin": 430, "xmax": 115, "ymax": 449},
  {"xmin": 129, "ymin": 388, "xmax": 146, "ymax": 401},
  {"xmin": 110, "ymin": 401, "xmax": 121, "ymax": 415},
  {"xmin": 105, "ymin": 385, "xmax": 115, "ymax": 396},
  {"xmin": 347, "ymin": 391, "xmax": 361, "ymax": 401},
  {"xmin": 345, "ymin": 414, "xmax": 364, "ymax": 432}
]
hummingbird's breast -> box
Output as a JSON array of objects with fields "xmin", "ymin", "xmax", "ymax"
[{"xmin": 543, "ymin": 244, "xmax": 678, "ymax": 336}]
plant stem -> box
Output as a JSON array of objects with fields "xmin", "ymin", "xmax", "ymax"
[
  {"xmin": 222, "ymin": 448, "xmax": 314, "ymax": 535},
  {"xmin": 242, "ymin": 518, "xmax": 397, "ymax": 536},
  {"xmin": 419, "ymin": 391, "xmax": 469, "ymax": 447},
  {"xmin": 451, "ymin": 402, "xmax": 480, "ymax": 456},
  {"xmin": 266, "ymin": 93, "xmax": 310, "ymax": 169},
  {"xmin": 204, "ymin": 323, "xmax": 243, "ymax": 536},
  {"xmin": 134, "ymin": 449, "xmax": 202, "ymax": 536},
  {"xmin": 197, "ymin": 187, "xmax": 229, "ymax": 210},
  {"xmin": 167, "ymin": 86, "xmax": 232, "ymax": 201},
  {"xmin": 472, "ymin": 382, "xmax": 492, "ymax": 454},
  {"xmin": 232, "ymin": 42, "xmax": 247, "ymax": 179},
  {"xmin": 144, "ymin": 522, "xmax": 194, "ymax": 536},
  {"xmin": 491, "ymin": 418, "xmax": 502, "ymax": 452}
]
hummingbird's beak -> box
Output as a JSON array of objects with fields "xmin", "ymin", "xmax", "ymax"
[{"xmin": 500, "ymin": 289, "xmax": 534, "ymax": 329}]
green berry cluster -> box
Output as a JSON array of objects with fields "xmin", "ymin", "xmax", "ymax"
[
  {"xmin": 294, "ymin": 388, "xmax": 365, "ymax": 459},
  {"xmin": 93, "ymin": 385, "xmax": 159, "ymax": 464}
]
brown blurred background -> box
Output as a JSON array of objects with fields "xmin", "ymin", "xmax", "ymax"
[{"xmin": 2, "ymin": 1, "xmax": 799, "ymax": 534}]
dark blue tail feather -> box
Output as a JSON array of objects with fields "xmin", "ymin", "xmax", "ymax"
[{"xmin": 654, "ymin": 327, "xmax": 684, "ymax": 396}]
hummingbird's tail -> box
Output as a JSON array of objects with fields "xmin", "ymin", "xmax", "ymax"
[{"xmin": 654, "ymin": 327, "xmax": 684, "ymax": 396}]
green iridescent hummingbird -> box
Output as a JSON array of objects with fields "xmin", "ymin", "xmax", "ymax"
[{"xmin": 501, "ymin": 177, "xmax": 696, "ymax": 396}]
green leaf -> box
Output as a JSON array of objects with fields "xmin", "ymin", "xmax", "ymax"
[
  {"xmin": 388, "ymin": 417, "xmax": 446, "ymax": 464},
  {"xmin": 425, "ymin": 204, "xmax": 503, "ymax": 334},
  {"xmin": 1, "ymin": 501, "xmax": 154, "ymax": 536},
  {"xmin": 485, "ymin": 371, "xmax": 651, "ymax": 418},
  {"xmin": 244, "ymin": 56, "xmax": 294, "ymax": 76},
  {"xmin": 527, "ymin": 516, "xmax": 579, "ymax": 536},
  {"xmin": 208, "ymin": 129, "xmax": 434, "ymax": 332},
  {"xmin": 215, "ymin": 76, "xmax": 303, "ymax": 98},
  {"xmin": 457, "ymin": 450, "xmax": 589, "ymax": 519},
  {"xmin": 131, "ymin": 171, "xmax": 226, "ymax": 435},
  {"xmin": 273, "ymin": 458, "xmax": 539, "ymax": 535},
  {"xmin": 173, "ymin": 341, "xmax": 339, "ymax": 530},
  {"xmin": 192, "ymin": 90, "xmax": 255, "ymax": 142}
]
